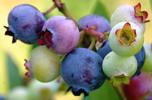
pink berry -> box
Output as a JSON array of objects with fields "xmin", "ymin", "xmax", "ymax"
[{"xmin": 38, "ymin": 16, "xmax": 80, "ymax": 54}]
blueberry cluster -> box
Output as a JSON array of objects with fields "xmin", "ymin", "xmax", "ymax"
[
  {"xmin": 102, "ymin": 3, "xmax": 148, "ymax": 87},
  {"xmin": 4, "ymin": 1, "xmax": 152, "ymax": 99}
]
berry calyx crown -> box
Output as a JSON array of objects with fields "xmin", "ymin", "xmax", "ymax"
[
  {"xmin": 115, "ymin": 22, "xmax": 137, "ymax": 46},
  {"xmin": 134, "ymin": 3, "xmax": 150, "ymax": 23},
  {"xmin": 38, "ymin": 29, "xmax": 53, "ymax": 48},
  {"xmin": 110, "ymin": 74, "xmax": 130, "ymax": 87}
]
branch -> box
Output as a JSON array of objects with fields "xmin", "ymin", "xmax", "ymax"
[
  {"xmin": 53, "ymin": 0, "xmax": 83, "ymax": 30},
  {"xmin": 114, "ymin": 85, "xmax": 127, "ymax": 100}
]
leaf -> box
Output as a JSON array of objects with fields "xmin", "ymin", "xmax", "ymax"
[
  {"xmin": 30, "ymin": 43, "xmax": 39, "ymax": 52},
  {"xmin": 6, "ymin": 53, "xmax": 23, "ymax": 90},
  {"xmin": 92, "ymin": 0, "xmax": 110, "ymax": 21},
  {"xmin": 83, "ymin": 96, "xmax": 90, "ymax": 100},
  {"xmin": 83, "ymin": 79, "xmax": 120, "ymax": 100},
  {"xmin": 150, "ymin": 0, "xmax": 152, "ymax": 9}
]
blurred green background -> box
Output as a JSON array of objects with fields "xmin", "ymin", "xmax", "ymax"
[{"xmin": 0, "ymin": 0, "xmax": 152, "ymax": 99}]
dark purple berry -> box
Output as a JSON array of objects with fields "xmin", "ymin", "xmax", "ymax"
[
  {"xmin": 60, "ymin": 48, "xmax": 105, "ymax": 96},
  {"xmin": 4, "ymin": 4, "xmax": 46, "ymax": 44},
  {"xmin": 78, "ymin": 14, "xmax": 111, "ymax": 32},
  {"xmin": 78, "ymin": 14, "xmax": 111, "ymax": 48},
  {"xmin": 131, "ymin": 47, "xmax": 146, "ymax": 78},
  {"xmin": 97, "ymin": 40, "xmax": 112, "ymax": 80},
  {"xmin": 97, "ymin": 40, "xmax": 112, "ymax": 59}
]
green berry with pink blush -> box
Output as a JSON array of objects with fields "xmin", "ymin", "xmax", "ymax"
[
  {"xmin": 110, "ymin": 3, "xmax": 150, "ymax": 33},
  {"xmin": 24, "ymin": 46, "xmax": 61, "ymax": 82}
]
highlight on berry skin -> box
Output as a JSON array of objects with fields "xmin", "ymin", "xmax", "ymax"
[
  {"xmin": 134, "ymin": 3, "xmax": 150, "ymax": 23},
  {"xmin": 115, "ymin": 22, "xmax": 137, "ymax": 46}
]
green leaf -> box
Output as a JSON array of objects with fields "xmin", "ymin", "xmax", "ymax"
[
  {"xmin": 30, "ymin": 43, "xmax": 39, "ymax": 52},
  {"xmin": 83, "ymin": 79, "xmax": 120, "ymax": 100},
  {"xmin": 6, "ymin": 53, "xmax": 23, "ymax": 89},
  {"xmin": 150, "ymin": 0, "xmax": 152, "ymax": 9},
  {"xmin": 83, "ymin": 96, "xmax": 90, "ymax": 100},
  {"xmin": 92, "ymin": 1, "xmax": 110, "ymax": 21}
]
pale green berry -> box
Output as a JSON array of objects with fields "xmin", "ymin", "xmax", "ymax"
[
  {"xmin": 109, "ymin": 21, "xmax": 144, "ymax": 57},
  {"xmin": 27, "ymin": 78, "xmax": 61, "ymax": 100},
  {"xmin": 7, "ymin": 86, "xmax": 29, "ymax": 100},
  {"xmin": 102, "ymin": 51, "xmax": 137, "ymax": 86}
]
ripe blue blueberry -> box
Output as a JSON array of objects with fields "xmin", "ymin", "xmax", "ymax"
[
  {"xmin": 131, "ymin": 47, "xmax": 146, "ymax": 78},
  {"xmin": 60, "ymin": 48, "xmax": 105, "ymax": 96},
  {"xmin": 97, "ymin": 40, "xmax": 112, "ymax": 59},
  {"xmin": 78, "ymin": 14, "xmax": 111, "ymax": 32},
  {"xmin": 4, "ymin": 4, "xmax": 46, "ymax": 44}
]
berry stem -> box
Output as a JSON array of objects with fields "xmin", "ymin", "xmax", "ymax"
[
  {"xmin": 42, "ymin": 4, "xmax": 56, "ymax": 15},
  {"xmin": 88, "ymin": 37, "xmax": 96, "ymax": 50},
  {"xmin": 104, "ymin": 31, "xmax": 110, "ymax": 35},
  {"xmin": 88, "ymin": 29, "xmax": 109, "ymax": 41},
  {"xmin": 78, "ymin": 27, "xmax": 109, "ymax": 47},
  {"xmin": 52, "ymin": 0, "xmax": 83, "ymax": 30},
  {"xmin": 114, "ymin": 86, "xmax": 127, "ymax": 100}
]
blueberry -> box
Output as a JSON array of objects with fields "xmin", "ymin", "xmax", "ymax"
[
  {"xmin": 60, "ymin": 48, "xmax": 106, "ymax": 96},
  {"xmin": 131, "ymin": 47, "xmax": 146, "ymax": 78},
  {"xmin": 97, "ymin": 40, "xmax": 112, "ymax": 59},
  {"xmin": 78, "ymin": 14, "xmax": 111, "ymax": 32},
  {"xmin": 0, "ymin": 95, "xmax": 5, "ymax": 100},
  {"xmin": 4, "ymin": 4, "xmax": 46, "ymax": 44},
  {"xmin": 97, "ymin": 40, "xmax": 112, "ymax": 80}
]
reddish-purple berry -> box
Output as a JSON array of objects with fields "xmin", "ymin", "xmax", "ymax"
[
  {"xmin": 122, "ymin": 71, "xmax": 152, "ymax": 100},
  {"xmin": 38, "ymin": 16, "xmax": 80, "ymax": 54},
  {"xmin": 4, "ymin": 4, "xmax": 46, "ymax": 44}
]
